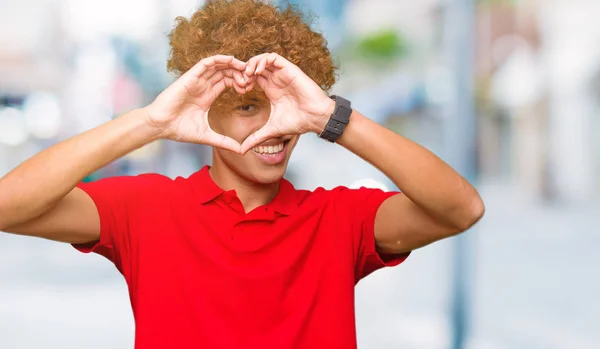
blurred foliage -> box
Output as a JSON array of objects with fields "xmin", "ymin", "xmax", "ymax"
[{"xmin": 353, "ymin": 29, "xmax": 409, "ymax": 61}]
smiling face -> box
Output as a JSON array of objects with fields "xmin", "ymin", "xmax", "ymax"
[
  {"xmin": 208, "ymin": 90, "xmax": 300, "ymax": 184},
  {"xmin": 167, "ymin": 0, "xmax": 338, "ymax": 185}
]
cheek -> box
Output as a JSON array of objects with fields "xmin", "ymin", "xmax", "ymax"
[
  {"xmin": 234, "ymin": 112, "xmax": 271, "ymax": 141},
  {"xmin": 229, "ymin": 118, "xmax": 257, "ymax": 142},
  {"xmin": 207, "ymin": 109, "xmax": 226, "ymax": 134},
  {"xmin": 207, "ymin": 112, "xmax": 248, "ymax": 142}
]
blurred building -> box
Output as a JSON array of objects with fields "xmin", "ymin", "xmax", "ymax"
[{"xmin": 476, "ymin": 0, "xmax": 600, "ymax": 203}]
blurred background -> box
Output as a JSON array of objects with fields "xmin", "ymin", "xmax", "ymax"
[{"xmin": 1, "ymin": 0, "xmax": 599, "ymax": 348}]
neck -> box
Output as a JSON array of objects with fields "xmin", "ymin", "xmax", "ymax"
[{"xmin": 208, "ymin": 159, "xmax": 279, "ymax": 213}]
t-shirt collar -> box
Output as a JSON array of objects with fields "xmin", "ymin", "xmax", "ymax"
[{"xmin": 191, "ymin": 166, "xmax": 297, "ymax": 216}]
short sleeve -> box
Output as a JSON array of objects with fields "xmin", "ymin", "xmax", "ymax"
[
  {"xmin": 73, "ymin": 174, "xmax": 160, "ymax": 274},
  {"xmin": 335, "ymin": 187, "xmax": 410, "ymax": 283}
]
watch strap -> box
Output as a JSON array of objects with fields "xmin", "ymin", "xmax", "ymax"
[{"xmin": 318, "ymin": 95, "xmax": 352, "ymax": 143}]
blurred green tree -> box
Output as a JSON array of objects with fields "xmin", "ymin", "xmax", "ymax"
[{"xmin": 354, "ymin": 29, "xmax": 409, "ymax": 61}]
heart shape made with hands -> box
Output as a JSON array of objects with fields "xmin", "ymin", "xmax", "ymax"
[
  {"xmin": 146, "ymin": 53, "xmax": 333, "ymax": 155},
  {"xmin": 238, "ymin": 53, "xmax": 335, "ymax": 154}
]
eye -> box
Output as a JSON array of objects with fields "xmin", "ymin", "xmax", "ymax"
[{"xmin": 238, "ymin": 104, "xmax": 256, "ymax": 112}]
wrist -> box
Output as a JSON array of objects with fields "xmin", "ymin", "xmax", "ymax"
[
  {"xmin": 313, "ymin": 95, "xmax": 353, "ymax": 143},
  {"xmin": 308, "ymin": 97, "xmax": 336, "ymax": 134},
  {"xmin": 140, "ymin": 106, "xmax": 171, "ymax": 141}
]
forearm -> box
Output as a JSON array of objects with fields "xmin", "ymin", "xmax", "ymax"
[
  {"xmin": 320, "ymin": 109, "xmax": 482, "ymax": 228},
  {"xmin": 0, "ymin": 108, "xmax": 160, "ymax": 228}
]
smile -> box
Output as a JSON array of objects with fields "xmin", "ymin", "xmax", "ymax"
[
  {"xmin": 250, "ymin": 139, "xmax": 291, "ymax": 165},
  {"xmin": 252, "ymin": 138, "xmax": 291, "ymax": 156},
  {"xmin": 251, "ymin": 142, "xmax": 284, "ymax": 155}
]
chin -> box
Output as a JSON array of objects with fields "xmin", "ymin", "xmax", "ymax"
[
  {"xmin": 216, "ymin": 150, "xmax": 290, "ymax": 185},
  {"xmin": 248, "ymin": 165, "xmax": 287, "ymax": 184}
]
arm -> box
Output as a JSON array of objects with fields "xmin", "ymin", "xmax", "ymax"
[
  {"xmin": 321, "ymin": 109, "xmax": 485, "ymax": 254},
  {"xmin": 0, "ymin": 110, "xmax": 160, "ymax": 243},
  {"xmin": 0, "ymin": 55, "xmax": 248, "ymax": 243},
  {"xmin": 240, "ymin": 53, "xmax": 484, "ymax": 255}
]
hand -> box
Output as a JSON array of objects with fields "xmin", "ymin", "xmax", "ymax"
[
  {"xmin": 240, "ymin": 53, "xmax": 335, "ymax": 154},
  {"xmin": 144, "ymin": 55, "xmax": 248, "ymax": 153}
]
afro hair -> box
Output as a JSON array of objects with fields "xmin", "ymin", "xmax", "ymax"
[{"xmin": 167, "ymin": 0, "xmax": 338, "ymax": 96}]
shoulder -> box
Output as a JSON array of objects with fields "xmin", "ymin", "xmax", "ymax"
[
  {"xmin": 296, "ymin": 185, "xmax": 387, "ymax": 199},
  {"xmin": 137, "ymin": 173, "xmax": 175, "ymax": 185},
  {"xmin": 79, "ymin": 173, "xmax": 175, "ymax": 196},
  {"xmin": 296, "ymin": 186, "xmax": 398, "ymax": 211},
  {"xmin": 293, "ymin": 185, "xmax": 389, "ymax": 209},
  {"xmin": 86, "ymin": 172, "xmax": 173, "ymax": 184},
  {"xmin": 118, "ymin": 173, "xmax": 175, "ymax": 189}
]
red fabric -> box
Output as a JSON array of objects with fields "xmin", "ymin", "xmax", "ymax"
[{"xmin": 74, "ymin": 166, "xmax": 409, "ymax": 349}]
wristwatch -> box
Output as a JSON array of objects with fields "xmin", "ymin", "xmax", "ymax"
[{"xmin": 318, "ymin": 95, "xmax": 352, "ymax": 143}]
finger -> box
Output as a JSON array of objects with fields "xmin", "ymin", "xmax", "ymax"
[
  {"xmin": 190, "ymin": 55, "xmax": 246, "ymax": 77},
  {"xmin": 256, "ymin": 67, "xmax": 273, "ymax": 80},
  {"xmin": 219, "ymin": 74, "xmax": 246, "ymax": 95},
  {"xmin": 211, "ymin": 74, "xmax": 246, "ymax": 99},
  {"xmin": 201, "ymin": 128, "xmax": 242, "ymax": 154},
  {"xmin": 255, "ymin": 75, "xmax": 269, "ymax": 91},
  {"xmin": 265, "ymin": 53, "xmax": 278, "ymax": 67},
  {"xmin": 252, "ymin": 67, "xmax": 273, "ymax": 93},
  {"xmin": 241, "ymin": 74, "xmax": 257, "ymax": 93},
  {"xmin": 232, "ymin": 69, "xmax": 247, "ymax": 88},
  {"xmin": 241, "ymin": 124, "xmax": 277, "ymax": 154},
  {"xmin": 188, "ymin": 55, "xmax": 232, "ymax": 77},
  {"xmin": 212, "ymin": 63, "xmax": 239, "ymax": 71},
  {"xmin": 210, "ymin": 77, "xmax": 229, "ymax": 99},
  {"xmin": 266, "ymin": 53, "xmax": 287, "ymax": 69},
  {"xmin": 221, "ymin": 69, "xmax": 251, "ymax": 93},
  {"xmin": 207, "ymin": 71, "xmax": 224, "ymax": 85},
  {"xmin": 255, "ymin": 57, "xmax": 268, "ymax": 76},
  {"xmin": 208, "ymin": 69, "xmax": 244, "ymax": 89},
  {"xmin": 207, "ymin": 55, "xmax": 247, "ymax": 70},
  {"xmin": 245, "ymin": 53, "xmax": 268, "ymax": 77},
  {"xmin": 201, "ymin": 63, "xmax": 246, "ymax": 82},
  {"xmin": 225, "ymin": 58, "xmax": 247, "ymax": 71},
  {"xmin": 232, "ymin": 78, "xmax": 248, "ymax": 95},
  {"xmin": 244, "ymin": 54, "xmax": 261, "ymax": 76},
  {"xmin": 210, "ymin": 69, "xmax": 247, "ymax": 92},
  {"xmin": 244, "ymin": 77, "xmax": 255, "ymax": 92}
]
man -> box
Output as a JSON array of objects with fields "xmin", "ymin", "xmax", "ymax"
[{"xmin": 0, "ymin": 0, "xmax": 484, "ymax": 348}]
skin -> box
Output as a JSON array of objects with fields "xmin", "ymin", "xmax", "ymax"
[
  {"xmin": 0, "ymin": 53, "xmax": 484, "ymax": 255},
  {"xmin": 207, "ymin": 94, "xmax": 299, "ymax": 210}
]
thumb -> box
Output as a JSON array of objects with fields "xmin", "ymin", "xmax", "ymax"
[
  {"xmin": 201, "ymin": 128, "xmax": 242, "ymax": 154},
  {"xmin": 241, "ymin": 123, "xmax": 278, "ymax": 155}
]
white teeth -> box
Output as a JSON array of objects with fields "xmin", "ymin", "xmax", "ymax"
[{"xmin": 252, "ymin": 142, "xmax": 285, "ymax": 155}]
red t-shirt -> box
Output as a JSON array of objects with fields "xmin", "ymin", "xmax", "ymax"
[{"xmin": 75, "ymin": 166, "xmax": 409, "ymax": 349}]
